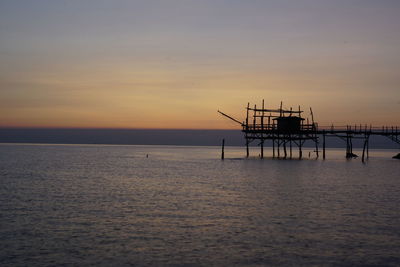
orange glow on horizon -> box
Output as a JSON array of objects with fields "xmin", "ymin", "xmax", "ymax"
[{"xmin": 1, "ymin": 2, "xmax": 399, "ymax": 129}]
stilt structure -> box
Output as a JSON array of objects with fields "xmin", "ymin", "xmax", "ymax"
[
  {"xmin": 218, "ymin": 100, "xmax": 319, "ymax": 158},
  {"xmin": 218, "ymin": 100, "xmax": 400, "ymax": 160}
]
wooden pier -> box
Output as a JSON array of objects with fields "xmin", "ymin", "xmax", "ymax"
[{"xmin": 218, "ymin": 101, "xmax": 399, "ymax": 161}]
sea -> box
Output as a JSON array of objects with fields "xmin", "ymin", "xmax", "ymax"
[{"xmin": 1, "ymin": 144, "xmax": 399, "ymax": 266}]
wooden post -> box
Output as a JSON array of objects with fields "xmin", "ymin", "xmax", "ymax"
[
  {"xmin": 221, "ymin": 139, "xmax": 225, "ymax": 160},
  {"xmin": 261, "ymin": 139, "xmax": 264, "ymax": 159},
  {"xmin": 283, "ymin": 140, "xmax": 287, "ymax": 159},
  {"xmin": 299, "ymin": 140, "xmax": 303, "ymax": 159},
  {"xmin": 299, "ymin": 105, "xmax": 303, "ymax": 159},
  {"xmin": 252, "ymin": 104, "xmax": 257, "ymax": 157},
  {"xmin": 346, "ymin": 134, "xmax": 349, "ymax": 156},
  {"xmin": 246, "ymin": 139, "xmax": 249, "ymax": 158},
  {"xmin": 350, "ymin": 137, "xmax": 353, "ymax": 155},
  {"xmin": 246, "ymin": 103, "xmax": 249, "ymax": 158},
  {"xmin": 272, "ymin": 120, "xmax": 275, "ymax": 158},
  {"xmin": 261, "ymin": 100, "xmax": 264, "ymax": 159},
  {"xmin": 323, "ymin": 130, "xmax": 326, "ymax": 159},
  {"xmin": 289, "ymin": 135, "xmax": 292, "ymax": 159},
  {"xmin": 272, "ymin": 135, "xmax": 275, "ymax": 158},
  {"xmin": 362, "ymin": 137, "xmax": 367, "ymax": 163},
  {"xmin": 253, "ymin": 104, "xmax": 256, "ymax": 129},
  {"xmin": 277, "ymin": 138, "xmax": 280, "ymax": 158},
  {"xmin": 310, "ymin": 107, "xmax": 319, "ymax": 158}
]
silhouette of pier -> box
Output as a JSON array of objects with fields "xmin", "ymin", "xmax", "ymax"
[{"xmin": 218, "ymin": 100, "xmax": 399, "ymax": 161}]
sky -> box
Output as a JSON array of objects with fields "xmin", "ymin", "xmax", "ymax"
[{"xmin": 0, "ymin": 0, "xmax": 399, "ymax": 129}]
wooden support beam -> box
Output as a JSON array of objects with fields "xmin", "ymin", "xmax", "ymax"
[
  {"xmin": 261, "ymin": 100, "xmax": 264, "ymax": 159},
  {"xmin": 246, "ymin": 103, "xmax": 249, "ymax": 158},
  {"xmin": 299, "ymin": 140, "xmax": 303, "ymax": 159},
  {"xmin": 277, "ymin": 137, "xmax": 280, "ymax": 158},
  {"xmin": 323, "ymin": 130, "xmax": 326, "ymax": 160},
  {"xmin": 261, "ymin": 141, "xmax": 264, "ymax": 159},
  {"xmin": 246, "ymin": 139, "xmax": 249, "ymax": 158},
  {"xmin": 221, "ymin": 139, "xmax": 225, "ymax": 160},
  {"xmin": 272, "ymin": 138, "xmax": 275, "ymax": 158},
  {"xmin": 283, "ymin": 139, "xmax": 287, "ymax": 159},
  {"xmin": 362, "ymin": 137, "xmax": 367, "ymax": 163}
]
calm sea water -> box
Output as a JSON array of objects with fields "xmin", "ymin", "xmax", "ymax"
[{"xmin": 1, "ymin": 144, "xmax": 399, "ymax": 266}]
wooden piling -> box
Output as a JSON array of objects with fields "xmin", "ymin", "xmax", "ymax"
[
  {"xmin": 272, "ymin": 121, "xmax": 276, "ymax": 158},
  {"xmin": 221, "ymin": 138, "xmax": 225, "ymax": 160},
  {"xmin": 283, "ymin": 140, "xmax": 287, "ymax": 159},
  {"xmin": 261, "ymin": 100, "xmax": 264, "ymax": 159},
  {"xmin": 272, "ymin": 139, "xmax": 275, "ymax": 158},
  {"xmin": 246, "ymin": 140, "xmax": 249, "ymax": 158},
  {"xmin": 323, "ymin": 130, "xmax": 326, "ymax": 159},
  {"xmin": 299, "ymin": 105, "xmax": 303, "ymax": 159},
  {"xmin": 261, "ymin": 141, "xmax": 264, "ymax": 159},
  {"xmin": 246, "ymin": 103, "xmax": 249, "ymax": 158},
  {"xmin": 277, "ymin": 138, "xmax": 280, "ymax": 158},
  {"xmin": 299, "ymin": 143, "xmax": 303, "ymax": 159},
  {"xmin": 311, "ymin": 107, "xmax": 318, "ymax": 158},
  {"xmin": 362, "ymin": 137, "xmax": 367, "ymax": 162}
]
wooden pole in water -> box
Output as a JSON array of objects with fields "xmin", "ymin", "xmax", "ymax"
[
  {"xmin": 299, "ymin": 140, "xmax": 303, "ymax": 159},
  {"xmin": 310, "ymin": 107, "xmax": 319, "ymax": 158},
  {"xmin": 272, "ymin": 139, "xmax": 275, "ymax": 158},
  {"xmin": 350, "ymin": 136, "xmax": 353, "ymax": 155},
  {"xmin": 277, "ymin": 138, "xmax": 280, "ymax": 158},
  {"xmin": 246, "ymin": 139, "xmax": 249, "ymax": 158},
  {"xmin": 261, "ymin": 138, "xmax": 264, "ymax": 159},
  {"xmin": 299, "ymin": 105, "xmax": 303, "ymax": 159},
  {"xmin": 253, "ymin": 104, "xmax": 257, "ymax": 128},
  {"xmin": 283, "ymin": 139, "xmax": 287, "ymax": 159},
  {"xmin": 345, "ymin": 126, "xmax": 348, "ymax": 155},
  {"xmin": 272, "ymin": 120, "xmax": 276, "ymax": 158},
  {"xmin": 362, "ymin": 137, "xmax": 367, "ymax": 163},
  {"xmin": 323, "ymin": 130, "xmax": 326, "ymax": 159},
  {"xmin": 246, "ymin": 103, "xmax": 249, "ymax": 158},
  {"xmin": 221, "ymin": 138, "xmax": 225, "ymax": 160},
  {"xmin": 261, "ymin": 100, "xmax": 264, "ymax": 159},
  {"xmin": 289, "ymin": 135, "xmax": 292, "ymax": 159},
  {"xmin": 253, "ymin": 104, "xmax": 257, "ymax": 158}
]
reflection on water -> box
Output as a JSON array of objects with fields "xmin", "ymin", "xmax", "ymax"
[{"xmin": 0, "ymin": 144, "xmax": 399, "ymax": 266}]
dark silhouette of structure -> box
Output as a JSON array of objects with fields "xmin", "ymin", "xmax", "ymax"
[{"xmin": 218, "ymin": 100, "xmax": 400, "ymax": 161}]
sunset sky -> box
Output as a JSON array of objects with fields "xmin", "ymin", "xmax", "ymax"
[{"xmin": 1, "ymin": 0, "xmax": 399, "ymax": 129}]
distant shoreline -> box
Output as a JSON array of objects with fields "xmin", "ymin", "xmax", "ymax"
[
  {"xmin": 0, "ymin": 128, "xmax": 397, "ymax": 149},
  {"xmin": 1, "ymin": 142, "xmax": 399, "ymax": 152}
]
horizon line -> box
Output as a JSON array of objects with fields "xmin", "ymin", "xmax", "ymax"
[{"xmin": 0, "ymin": 126, "xmax": 239, "ymax": 131}]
